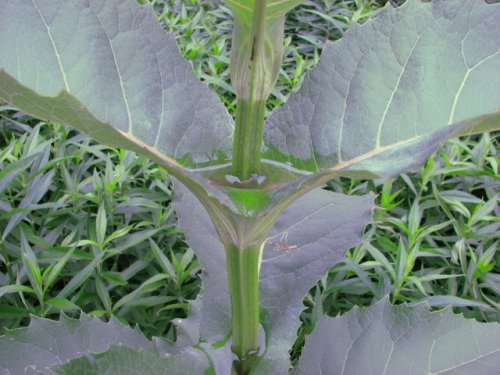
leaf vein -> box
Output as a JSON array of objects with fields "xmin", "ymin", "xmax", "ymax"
[
  {"xmin": 88, "ymin": 3, "xmax": 133, "ymax": 134},
  {"xmin": 431, "ymin": 348, "xmax": 500, "ymax": 374},
  {"xmin": 31, "ymin": 0, "xmax": 70, "ymax": 93},
  {"xmin": 448, "ymin": 49, "xmax": 500, "ymax": 124},
  {"xmin": 375, "ymin": 27, "xmax": 425, "ymax": 148}
]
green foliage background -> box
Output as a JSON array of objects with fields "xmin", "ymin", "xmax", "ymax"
[{"xmin": 0, "ymin": 0, "xmax": 498, "ymax": 362}]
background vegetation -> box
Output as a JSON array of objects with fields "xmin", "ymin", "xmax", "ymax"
[{"xmin": 0, "ymin": 0, "xmax": 498, "ymax": 363}]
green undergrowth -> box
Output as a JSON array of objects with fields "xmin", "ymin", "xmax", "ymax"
[
  {"xmin": 0, "ymin": 0, "xmax": 498, "ymax": 364},
  {"xmin": 0, "ymin": 115, "xmax": 200, "ymax": 340}
]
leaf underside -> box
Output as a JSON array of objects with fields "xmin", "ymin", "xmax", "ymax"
[
  {"xmin": 265, "ymin": 0, "xmax": 500, "ymax": 178},
  {"xmin": 294, "ymin": 298, "xmax": 500, "ymax": 375}
]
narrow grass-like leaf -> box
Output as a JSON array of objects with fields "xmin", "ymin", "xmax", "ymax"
[
  {"xmin": 20, "ymin": 230, "xmax": 43, "ymax": 299},
  {"xmin": 0, "ymin": 284, "xmax": 35, "ymax": 298},
  {"xmin": 150, "ymin": 239, "xmax": 177, "ymax": 278},
  {"xmin": 101, "ymin": 271, "xmax": 128, "ymax": 287},
  {"xmin": 112, "ymin": 274, "xmax": 170, "ymax": 312},
  {"xmin": 42, "ymin": 247, "xmax": 76, "ymax": 294},
  {"xmin": 420, "ymin": 295, "xmax": 494, "ymax": 310},
  {"xmin": 3, "ymin": 170, "xmax": 55, "ymax": 239},
  {"xmin": 45, "ymin": 297, "xmax": 80, "ymax": 311},
  {"xmin": 0, "ymin": 304, "xmax": 30, "ymax": 320},
  {"xmin": 95, "ymin": 276, "xmax": 112, "ymax": 314},
  {"xmin": 114, "ymin": 228, "xmax": 163, "ymax": 254},
  {"xmin": 95, "ymin": 204, "xmax": 107, "ymax": 248},
  {"xmin": 56, "ymin": 251, "xmax": 105, "ymax": 299},
  {"xmin": 0, "ymin": 153, "xmax": 38, "ymax": 194}
]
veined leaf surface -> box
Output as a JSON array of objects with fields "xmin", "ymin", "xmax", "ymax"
[
  {"xmin": 254, "ymin": 188, "xmax": 373, "ymax": 375},
  {"xmin": 0, "ymin": 314, "xmax": 152, "ymax": 374},
  {"xmin": 294, "ymin": 299, "xmax": 500, "ymax": 375},
  {"xmin": 54, "ymin": 346, "xmax": 209, "ymax": 375},
  {"xmin": 0, "ymin": 313, "xmax": 211, "ymax": 374},
  {"xmin": 1, "ymin": 0, "xmax": 498, "ymax": 221},
  {"xmin": 265, "ymin": 0, "xmax": 500, "ymax": 178},
  {"xmin": 0, "ymin": 0, "xmax": 233, "ymax": 173}
]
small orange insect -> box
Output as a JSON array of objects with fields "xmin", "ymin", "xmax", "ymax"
[{"xmin": 268, "ymin": 231, "xmax": 297, "ymax": 253}]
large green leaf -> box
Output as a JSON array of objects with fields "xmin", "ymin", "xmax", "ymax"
[
  {"xmin": 173, "ymin": 182, "xmax": 373, "ymax": 374},
  {"xmin": 54, "ymin": 346, "xmax": 209, "ymax": 375},
  {"xmin": 0, "ymin": 313, "xmax": 211, "ymax": 374},
  {"xmin": 0, "ymin": 313, "xmax": 150, "ymax": 374},
  {"xmin": 172, "ymin": 182, "xmax": 231, "ymax": 345},
  {"xmin": 0, "ymin": 0, "xmax": 233, "ymax": 173},
  {"xmin": 2, "ymin": 0, "xmax": 498, "ymax": 225},
  {"xmin": 294, "ymin": 299, "xmax": 500, "ymax": 375},
  {"xmin": 253, "ymin": 189, "xmax": 373, "ymax": 375},
  {"xmin": 264, "ymin": 0, "xmax": 500, "ymax": 178},
  {"xmin": 0, "ymin": 0, "xmax": 317, "ymax": 226}
]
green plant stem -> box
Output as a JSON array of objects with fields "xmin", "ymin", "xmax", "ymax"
[
  {"xmin": 225, "ymin": 243, "xmax": 263, "ymax": 372},
  {"xmin": 232, "ymin": 98, "xmax": 266, "ymax": 180},
  {"xmin": 231, "ymin": 0, "xmax": 269, "ymax": 180}
]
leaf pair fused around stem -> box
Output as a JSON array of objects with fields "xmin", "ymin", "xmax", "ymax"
[{"xmin": 0, "ymin": 0, "xmax": 499, "ymax": 374}]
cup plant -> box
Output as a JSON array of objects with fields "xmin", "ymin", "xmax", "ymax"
[{"xmin": 0, "ymin": 0, "xmax": 499, "ymax": 374}]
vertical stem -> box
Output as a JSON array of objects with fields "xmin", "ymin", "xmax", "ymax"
[
  {"xmin": 225, "ymin": 243, "xmax": 264, "ymax": 374},
  {"xmin": 231, "ymin": 0, "xmax": 269, "ymax": 180},
  {"xmin": 232, "ymin": 98, "xmax": 266, "ymax": 180}
]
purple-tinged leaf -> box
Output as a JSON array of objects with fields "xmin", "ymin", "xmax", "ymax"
[
  {"xmin": 294, "ymin": 299, "xmax": 500, "ymax": 375},
  {"xmin": 0, "ymin": 314, "xmax": 153, "ymax": 374},
  {"xmin": 265, "ymin": 0, "xmax": 500, "ymax": 178},
  {"xmin": 53, "ymin": 346, "xmax": 209, "ymax": 375}
]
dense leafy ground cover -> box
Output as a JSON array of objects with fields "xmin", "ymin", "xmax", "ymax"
[{"xmin": 0, "ymin": 0, "xmax": 498, "ymax": 363}]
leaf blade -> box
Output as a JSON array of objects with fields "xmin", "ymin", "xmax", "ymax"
[
  {"xmin": 54, "ymin": 346, "xmax": 210, "ymax": 375},
  {"xmin": 254, "ymin": 189, "xmax": 374, "ymax": 374},
  {"xmin": 293, "ymin": 299, "xmax": 500, "ymax": 375},
  {"xmin": 0, "ymin": 0, "xmax": 233, "ymax": 173},
  {"xmin": 264, "ymin": 0, "xmax": 500, "ymax": 178},
  {"xmin": 0, "ymin": 314, "xmax": 155, "ymax": 375}
]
